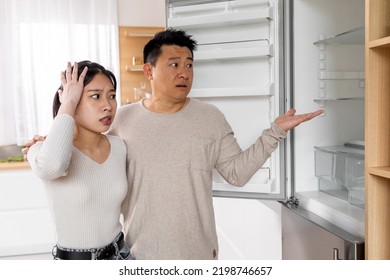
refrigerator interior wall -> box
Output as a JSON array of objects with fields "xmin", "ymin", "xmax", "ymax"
[
  {"xmin": 291, "ymin": 0, "xmax": 365, "ymax": 237},
  {"xmin": 167, "ymin": 0, "xmax": 285, "ymax": 198}
]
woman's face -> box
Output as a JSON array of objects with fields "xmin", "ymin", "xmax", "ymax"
[{"xmin": 74, "ymin": 73, "xmax": 117, "ymax": 134}]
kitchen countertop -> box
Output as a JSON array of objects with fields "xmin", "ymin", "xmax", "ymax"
[{"xmin": 0, "ymin": 161, "xmax": 30, "ymax": 170}]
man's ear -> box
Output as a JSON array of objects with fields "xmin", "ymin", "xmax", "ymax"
[{"xmin": 143, "ymin": 63, "xmax": 153, "ymax": 80}]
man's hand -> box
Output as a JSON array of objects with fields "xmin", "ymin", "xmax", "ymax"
[
  {"xmin": 275, "ymin": 108, "xmax": 324, "ymax": 132},
  {"xmin": 22, "ymin": 135, "xmax": 46, "ymax": 161}
]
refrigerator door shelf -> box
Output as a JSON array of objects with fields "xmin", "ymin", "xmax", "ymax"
[
  {"xmin": 213, "ymin": 181, "xmax": 274, "ymax": 194},
  {"xmin": 168, "ymin": 9, "xmax": 272, "ymax": 29},
  {"xmin": 189, "ymin": 84, "xmax": 274, "ymax": 98},
  {"xmin": 167, "ymin": 0, "xmax": 274, "ymax": 45},
  {"xmin": 195, "ymin": 41, "xmax": 273, "ymax": 61},
  {"xmin": 168, "ymin": 0, "xmax": 272, "ymax": 29}
]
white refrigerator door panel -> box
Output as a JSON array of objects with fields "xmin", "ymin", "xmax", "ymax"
[
  {"xmin": 167, "ymin": 0, "xmax": 284, "ymax": 199},
  {"xmin": 204, "ymin": 97, "xmax": 281, "ymax": 196}
]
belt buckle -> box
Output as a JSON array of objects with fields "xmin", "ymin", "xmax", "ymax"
[
  {"xmin": 94, "ymin": 237, "xmax": 120, "ymax": 260},
  {"xmin": 95, "ymin": 247, "xmax": 106, "ymax": 260},
  {"xmin": 95, "ymin": 244, "xmax": 117, "ymax": 260},
  {"xmin": 91, "ymin": 249, "xmax": 98, "ymax": 260}
]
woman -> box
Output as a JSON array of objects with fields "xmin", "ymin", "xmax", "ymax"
[{"xmin": 27, "ymin": 61, "xmax": 131, "ymax": 260}]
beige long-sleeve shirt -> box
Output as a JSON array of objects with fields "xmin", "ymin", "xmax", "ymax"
[
  {"xmin": 109, "ymin": 98, "xmax": 287, "ymax": 259},
  {"xmin": 28, "ymin": 114, "xmax": 128, "ymax": 249}
]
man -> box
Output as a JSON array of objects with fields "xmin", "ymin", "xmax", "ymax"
[
  {"xmin": 24, "ymin": 28, "xmax": 322, "ymax": 260},
  {"xmin": 108, "ymin": 28, "xmax": 323, "ymax": 259}
]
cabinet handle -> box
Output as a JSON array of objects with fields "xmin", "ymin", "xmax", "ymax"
[{"xmin": 332, "ymin": 248, "xmax": 343, "ymax": 260}]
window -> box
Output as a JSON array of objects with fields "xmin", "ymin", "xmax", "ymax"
[{"xmin": 0, "ymin": 0, "xmax": 119, "ymax": 146}]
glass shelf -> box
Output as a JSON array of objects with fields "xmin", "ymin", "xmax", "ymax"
[
  {"xmin": 313, "ymin": 97, "xmax": 364, "ymax": 102},
  {"xmin": 313, "ymin": 26, "xmax": 365, "ymax": 45},
  {"xmin": 318, "ymin": 71, "xmax": 365, "ymax": 80}
]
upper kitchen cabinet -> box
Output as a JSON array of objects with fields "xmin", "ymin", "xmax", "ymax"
[
  {"xmin": 118, "ymin": 26, "xmax": 164, "ymax": 105},
  {"xmin": 365, "ymin": 0, "xmax": 390, "ymax": 259}
]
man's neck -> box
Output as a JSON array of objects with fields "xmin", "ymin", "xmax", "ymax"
[{"xmin": 143, "ymin": 96, "xmax": 189, "ymax": 114}]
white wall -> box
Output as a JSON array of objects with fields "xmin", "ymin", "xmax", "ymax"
[{"xmin": 118, "ymin": 0, "xmax": 166, "ymax": 26}]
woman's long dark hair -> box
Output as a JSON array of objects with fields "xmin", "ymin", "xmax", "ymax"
[{"xmin": 52, "ymin": 61, "xmax": 117, "ymax": 118}]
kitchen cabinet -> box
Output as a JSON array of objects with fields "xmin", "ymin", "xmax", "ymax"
[
  {"xmin": 118, "ymin": 26, "xmax": 164, "ymax": 105},
  {"xmin": 0, "ymin": 168, "xmax": 55, "ymax": 257},
  {"xmin": 365, "ymin": 0, "xmax": 390, "ymax": 260}
]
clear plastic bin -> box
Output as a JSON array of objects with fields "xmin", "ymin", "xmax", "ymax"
[{"xmin": 314, "ymin": 145, "xmax": 365, "ymax": 208}]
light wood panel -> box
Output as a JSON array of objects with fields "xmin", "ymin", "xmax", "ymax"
[
  {"xmin": 365, "ymin": 0, "xmax": 390, "ymax": 259},
  {"xmin": 118, "ymin": 26, "xmax": 164, "ymax": 105}
]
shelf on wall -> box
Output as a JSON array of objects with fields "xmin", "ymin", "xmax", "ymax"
[
  {"xmin": 125, "ymin": 65, "xmax": 143, "ymax": 72},
  {"xmin": 313, "ymin": 26, "xmax": 365, "ymax": 45},
  {"xmin": 368, "ymin": 166, "xmax": 390, "ymax": 179},
  {"xmin": 368, "ymin": 36, "xmax": 390, "ymax": 49},
  {"xmin": 124, "ymin": 32, "xmax": 156, "ymax": 38}
]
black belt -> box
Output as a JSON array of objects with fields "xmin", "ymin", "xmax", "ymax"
[{"xmin": 55, "ymin": 232, "xmax": 125, "ymax": 260}]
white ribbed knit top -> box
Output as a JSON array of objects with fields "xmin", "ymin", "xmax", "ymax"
[{"xmin": 28, "ymin": 114, "xmax": 128, "ymax": 249}]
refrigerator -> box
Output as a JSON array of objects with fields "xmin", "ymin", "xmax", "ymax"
[{"xmin": 166, "ymin": 0, "xmax": 365, "ymax": 259}]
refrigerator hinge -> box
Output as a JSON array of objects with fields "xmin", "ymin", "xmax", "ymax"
[{"xmin": 286, "ymin": 196, "xmax": 299, "ymax": 206}]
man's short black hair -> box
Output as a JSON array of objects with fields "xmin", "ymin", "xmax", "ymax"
[{"xmin": 143, "ymin": 28, "xmax": 197, "ymax": 65}]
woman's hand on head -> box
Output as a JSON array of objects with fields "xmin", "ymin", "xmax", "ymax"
[{"xmin": 57, "ymin": 62, "xmax": 88, "ymax": 116}]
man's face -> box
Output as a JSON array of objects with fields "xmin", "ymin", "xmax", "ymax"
[{"xmin": 149, "ymin": 44, "xmax": 193, "ymax": 102}]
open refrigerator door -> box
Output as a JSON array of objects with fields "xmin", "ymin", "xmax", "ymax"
[{"xmin": 166, "ymin": 0, "xmax": 287, "ymax": 200}]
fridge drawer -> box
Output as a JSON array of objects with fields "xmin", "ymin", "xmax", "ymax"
[
  {"xmin": 314, "ymin": 145, "xmax": 365, "ymax": 208},
  {"xmin": 282, "ymin": 203, "xmax": 364, "ymax": 260}
]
